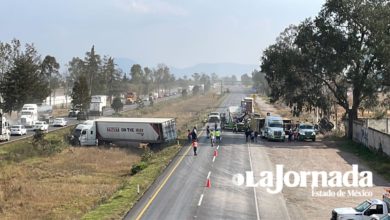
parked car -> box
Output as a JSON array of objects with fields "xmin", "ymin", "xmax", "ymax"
[
  {"xmin": 297, "ymin": 123, "xmax": 316, "ymax": 141},
  {"xmin": 77, "ymin": 111, "xmax": 88, "ymax": 120},
  {"xmin": 10, "ymin": 125, "xmax": 27, "ymax": 136},
  {"xmin": 33, "ymin": 121, "xmax": 49, "ymax": 132},
  {"xmin": 52, "ymin": 118, "xmax": 67, "ymax": 127}
]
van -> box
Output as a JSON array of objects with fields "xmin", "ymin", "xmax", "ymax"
[{"xmin": 262, "ymin": 115, "xmax": 285, "ymax": 141}]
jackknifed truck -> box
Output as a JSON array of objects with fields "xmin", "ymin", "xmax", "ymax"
[{"xmin": 72, "ymin": 117, "xmax": 177, "ymax": 146}]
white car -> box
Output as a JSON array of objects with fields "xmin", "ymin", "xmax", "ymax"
[
  {"xmin": 33, "ymin": 121, "xmax": 49, "ymax": 132},
  {"xmin": 10, "ymin": 125, "xmax": 27, "ymax": 136},
  {"xmin": 52, "ymin": 118, "xmax": 67, "ymax": 127}
]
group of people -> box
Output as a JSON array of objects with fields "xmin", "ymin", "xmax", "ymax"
[
  {"xmin": 206, "ymin": 125, "xmax": 221, "ymax": 147},
  {"xmin": 187, "ymin": 124, "xmax": 222, "ymax": 156},
  {"xmin": 245, "ymin": 128, "xmax": 259, "ymax": 143}
]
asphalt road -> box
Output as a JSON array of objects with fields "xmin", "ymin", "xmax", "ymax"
[
  {"xmin": 1, "ymin": 94, "xmax": 180, "ymax": 145},
  {"xmin": 125, "ymin": 86, "xmax": 291, "ymax": 220}
]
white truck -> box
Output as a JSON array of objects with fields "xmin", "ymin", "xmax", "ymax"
[
  {"xmin": 0, "ymin": 115, "xmax": 10, "ymax": 141},
  {"xmin": 331, "ymin": 189, "xmax": 390, "ymax": 220},
  {"xmin": 89, "ymin": 95, "xmax": 107, "ymax": 116},
  {"xmin": 20, "ymin": 104, "xmax": 38, "ymax": 127},
  {"xmin": 261, "ymin": 115, "xmax": 285, "ymax": 141},
  {"xmin": 38, "ymin": 104, "xmax": 53, "ymax": 123},
  {"xmin": 72, "ymin": 117, "xmax": 177, "ymax": 146}
]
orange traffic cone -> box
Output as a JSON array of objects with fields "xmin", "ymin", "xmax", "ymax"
[
  {"xmin": 206, "ymin": 178, "xmax": 211, "ymax": 188},
  {"xmin": 213, "ymin": 150, "xmax": 218, "ymax": 157}
]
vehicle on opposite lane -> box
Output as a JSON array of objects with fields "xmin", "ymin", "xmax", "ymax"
[
  {"xmin": 10, "ymin": 125, "xmax": 27, "ymax": 136},
  {"xmin": 33, "ymin": 121, "xmax": 49, "ymax": 132},
  {"xmin": 52, "ymin": 118, "xmax": 67, "ymax": 127}
]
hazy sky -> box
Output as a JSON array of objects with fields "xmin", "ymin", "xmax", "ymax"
[{"xmin": 1, "ymin": 0, "xmax": 325, "ymax": 68}]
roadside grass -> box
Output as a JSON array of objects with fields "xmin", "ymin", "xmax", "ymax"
[
  {"xmin": 0, "ymin": 92, "xmax": 225, "ymax": 219},
  {"xmin": 0, "ymin": 126, "xmax": 73, "ymax": 165},
  {"xmin": 82, "ymin": 143, "xmax": 181, "ymax": 220},
  {"xmin": 325, "ymin": 136, "xmax": 390, "ymax": 182},
  {"xmin": 81, "ymin": 92, "xmax": 226, "ymax": 219}
]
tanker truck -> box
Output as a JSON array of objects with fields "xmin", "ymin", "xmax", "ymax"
[{"xmin": 72, "ymin": 117, "xmax": 177, "ymax": 146}]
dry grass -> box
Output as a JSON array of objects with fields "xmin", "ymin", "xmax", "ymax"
[
  {"xmin": 0, "ymin": 93, "xmax": 224, "ymax": 219},
  {"xmin": 0, "ymin": 147, "xmax": 141, "ymax": 219}
]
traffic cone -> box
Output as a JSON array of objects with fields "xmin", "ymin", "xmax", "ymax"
[
  {"xmin": 206, "ymin": 178, "xmax": 211, "ymax": 188},
  {"xmin": 213, "ymin": 150, "xmax": 218, "ymax": 157}
]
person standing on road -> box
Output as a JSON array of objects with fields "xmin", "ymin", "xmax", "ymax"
[
  {"xmin": 245, "ymin": 128, "xmax": 250, "ymax": 142},
  {"xmin": 192, "ymin": 140, "xmax": 198, "ymax": 156},
  {"xmin": 187, "ymin": 129, "xmax": 192, "ymax": 143},
  {"xmin": 191, "ymin": 126, "xmax": 198, "ymax": 141},
  {"xmin": 215, "ymin": 129, "xmax": 221, "ymax": 144},
  {"xmin": 206, "ymin": 125, "xmax": 210, "ymax": 139},
  {"xmin": 254, "ymin": 131, "xmax": 259, "ymax": 143},
  {"xmin": 210, "ymin": 129, "xmax": 216, "ymax": 147}
]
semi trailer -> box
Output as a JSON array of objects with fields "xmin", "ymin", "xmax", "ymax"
[{"xmin": 73, "ymin": 117, "xmax": 177, "ymax": 146}]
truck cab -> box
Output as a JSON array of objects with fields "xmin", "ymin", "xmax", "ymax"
[
  {"xmin": 331, "ymin": 190, "xmax": 390, "ymax": 220},
  {"xmin": 20, "ymin": 104, "xmax": 38, "ymax": 127},
  {"xmin": 73, "ymin": 120, "xmax": 97, "ymax": 146},
  {"xmin": 262, "ymin": 115, "xmax": 285, "ymax": 141}
]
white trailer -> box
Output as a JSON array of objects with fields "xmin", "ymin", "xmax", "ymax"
[
  {"xmin": 89, "ymin": 95, "xmax": 107, "ymax": 116},
  {"xmin": 73, "ymin": 117, "xmax": 177, "ymax": 146}
]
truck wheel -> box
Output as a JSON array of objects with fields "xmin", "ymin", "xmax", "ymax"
[{"xmin": 312, "ymin": 137, "xmax": 316, "ymax": 142}]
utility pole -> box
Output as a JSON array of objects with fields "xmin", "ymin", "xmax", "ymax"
[{"xmin": 220, "ymin": 80, "xmax": 223, "ymax": 95}]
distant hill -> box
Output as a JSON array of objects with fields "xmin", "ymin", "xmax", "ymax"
[
  {"xmin": 114, "ymin": 57, "xmax": 137, "ymax": 72},
  {"xmin": 114, "ymin": 58, "xmax": 258, "ymax": 78},
  {"xmin": 170, "ymin": 63, "xmax": 258, "ymax": 78}
]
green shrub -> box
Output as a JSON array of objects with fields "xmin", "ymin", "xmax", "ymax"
[{"xmin": 131, "ymin": 161, "xmax": 148, "ymax": 175}]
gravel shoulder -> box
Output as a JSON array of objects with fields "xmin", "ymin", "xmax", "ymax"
[{"xmin": 254, "ymin": 96, "xmax": 390, "ymax": 219}]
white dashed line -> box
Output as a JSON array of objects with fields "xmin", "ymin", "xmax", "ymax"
[
  {"xmin": 212, "ymin": 156, "xmax": 216, "ymax": 162},
  {"xmin": 207, "ymin": 171, "xmax": 211, "ymax": 179},
  {"xmin": 198, "ymin": 194, "xmax": 204, "ymax": 206}
]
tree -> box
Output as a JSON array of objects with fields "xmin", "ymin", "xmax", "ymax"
[
  {"xmin": 261, "ymin": 0, "xmax": 390, "ymax": 139},
  {"xmin": 241, "ymin": 74, "xmax": 252, "ymax": 86},
  {"xmin": 295, "ymin": 0, "xmax": 390, "ymax": 138},
  {"xmin": 71, "ymin": 76, "xmax": 90, "ymax": 112},
  {"xmin": 41, "ymin": 55, "xmax": 60, "ymax": 105},
  {"xmin": 102, "ymin": 57, "xmax": 121, "ymax": 103},
  {"xmin": 84, "ymin": 45, "xmax": 101, "ymax": 95},
  {"xmin": 111, "ymin": 96, "xmax": 123, "ymax": 113},
  {"xmin": 0, "ymin": 42, "xmax": 50, "ymax": 113}
]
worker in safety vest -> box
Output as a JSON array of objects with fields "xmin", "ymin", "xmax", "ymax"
[{"xmin": 215, "ymin": 129, "xmax": 221, "ymax": 144}]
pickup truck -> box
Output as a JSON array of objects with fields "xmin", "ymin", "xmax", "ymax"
[
  {"xmin": 33, "ymin": 121, "xmax": 49, "ymax": 132},
  {"xmin": 331, "ymin": 190, "xmax": 390, "ymax": 220}
]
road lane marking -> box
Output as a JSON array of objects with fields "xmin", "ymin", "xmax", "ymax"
[
  {"xmin": 206, "ymin": 171, "xmax": 211, "ymax": 179},
  {"xmin": 217, "ymin": 145, "xmax": 220, "ymax": 150},
  {"xmin": 247, "ymin": 143, "xmax": 261, "ymax": 220},
  {"xmin": 212, "ymin": 156, "xmax": 216, "ymax": 162},
  {"xmin": 135, "ymin": 143, "xmax": 193, "ymax": 220},
  {"xmin": 198, "ymin": 194, "xmax": 204, "ymax": 206}
]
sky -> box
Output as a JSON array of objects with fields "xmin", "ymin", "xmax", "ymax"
[{"xmin": 0, "ymin": 0, "xmax": 325, "ymax": 69}]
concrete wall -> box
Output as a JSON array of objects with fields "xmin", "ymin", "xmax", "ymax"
[
  {"xmin": 353, "ymin": 120, "xmax": 390, "ymax": 157},
  {"xmin": 367, "ymin": 118, "xmax": 389, "ymax": 134}
]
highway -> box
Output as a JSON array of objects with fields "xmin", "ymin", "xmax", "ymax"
[
  {"xmin": 125, "ymin": 86, "xmax": 291, "ymax": 220},
  {"xmin": 1, "ymin": 94, "xmax": 179, "ymax": 145}
]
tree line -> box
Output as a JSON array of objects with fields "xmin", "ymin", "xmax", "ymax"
[
  {"xmin": 259, "ymin": 0, "xmax": 390, "ymax": 138},
  {"xmin": 0, "ymin": 40, "xmax": 222, "ymax": 114}
]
